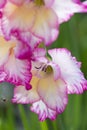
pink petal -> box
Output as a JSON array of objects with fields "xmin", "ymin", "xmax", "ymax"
[
  {"xmin": 0, "ymin": 0, "xmax": 6, "ymax": 8},
  {"xmin": 14, "ymin": 41, "xmax": 32, "ymax": 60},
  {"xmin": 33, "ymin": 48, "xmax": 46, "ymax": 59},
  {"xmin": 18, "ymin": 32, "xmax": 42, "ymax": 49},
  {"xmin": 72, "ymin": 0, "xmax": 80, "ymax": 3},
  {"xmin": 44, "ymin": 0, "xmax": 54, "ymax": 7},
  {"xmin": 1, "ymin": 17, "xmax": 11, "ymax": 40},
  {"xmin": 82, "ymin": 1, "xmax": 87, "ymax": 12},
  {"xmin": 9, "ymin": 0, "xmax": 24, "ymax": 5},
  {"xmin": 37, "ymin": 76, "xmax": 68, "ymax": 113},
  {"xmin": 0, "ymin": 22, "xmax": 3, "ymax": 35},
  {"xmin": 48, "ymin": 48, "xmax": 87, "ymax": 94},
  {"xmin": 30, "ymin": 100, "xmax": 57, "ymax": 121},
  {"xmin": 52, "ymin": 0, "xmax": 87, "ymax": 24},
  {"xmin": 12, "ymin": 76, "xmax": 40, "ymax": 104}
]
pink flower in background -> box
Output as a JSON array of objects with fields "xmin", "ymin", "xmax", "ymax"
[
  {"xmin": 12, "ymin": 48, "xmax": 87, "ymax": 121},
  {"xmin": 0, "ymin": 0, "xmax": 87, "ymax": 46}
]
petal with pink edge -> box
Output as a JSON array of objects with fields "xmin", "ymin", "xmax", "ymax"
[
  {"xmin": 12, "ymin": 76, "xmax": 40, "ymax": 104},
  {"xmin": 18, "ymin": 32, "xmax": 42, "ymax": 49},
  {"xmin": 48, "ymin": 48, "xmax": 87, "ymax": 94},
  {"xmin": 82, "ymin": 1, "xmax": 87, "ymax": 12},
  {"xmin": 33, "ymin": 48, "xmax": 46, "ymax": 58},
  {"xmin": 37, "ymin": 76, "xmax": 68, "ymax": 113},
  {"xmin": 4, "ymin": 51, "xmax": 31, "ymax": 89},
  {"xmin": 52, "ymin": 0, "xmax": 87, "ymax": 24},
  {"xmin": 2, "ymin": 2, "xmax": 36, "ymax": 39},
  {"xmin": 72, "ymin": 0, "xmax": 81, "ymax": 3},
  {"xmin": 30, "ymin": 100, "xmax": 57, "ymax": 121},
  {"xmin": 14, "ymin": 41, "xmax": 32, "ymax": 60}
]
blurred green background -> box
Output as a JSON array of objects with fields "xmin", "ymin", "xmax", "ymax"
[{"xmin": 0, "ymin": 13, "xmax": 87, "ymax": 130}]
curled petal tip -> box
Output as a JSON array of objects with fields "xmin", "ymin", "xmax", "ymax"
[{"xmin": 25, "ymin": 84, "xmax": 32, "ymax": 90}]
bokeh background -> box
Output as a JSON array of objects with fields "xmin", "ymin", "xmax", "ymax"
[{"xmin": 0, "ymin": 12, "xmax": 87, "ymax": 130}]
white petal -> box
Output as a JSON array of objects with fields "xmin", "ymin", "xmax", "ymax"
[
  {"xmin": 30, "ymin": 100, "xmax": 57, "ymax": 121},
  {"xmin": 48, "ymin": 48, "xmax": 87, "ymax": 94},
  {"xmin": 31, "ymin": 6, "xmax": 58, "ymax": 45},
  {"xmin": 0, "ymin": 71, "xmax": 7, "ymax": 82},
  {"xmin": 52, "ymin": 0, "xmax": 87, "ymax": 24},
  {"xmin": 37, "ymin": 76, "xmax": 68, "ymax": 113},
  {"xmin": 12, "ymin": 76, "xmax": 40, "ymax": 104},
  {"xmin": 48, "ymin": 62, "xmax": 61, "ymax": 80}
]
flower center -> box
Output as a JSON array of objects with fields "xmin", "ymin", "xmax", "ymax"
[
  {"xmin": 41, "ymin": 65, "xmax": 53, "ymax": 74},
  {"xmin": 33, "ymin": 62, "xmax": 53, "ymax": 78},
  {"xmin": 34, "ymin": 0, "xmax": 44, "ymax": 6}
]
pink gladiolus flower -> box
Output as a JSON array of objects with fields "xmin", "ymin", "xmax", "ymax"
[
  {"xmin": 0, "ymin": 0, "xmax": 87, "ymax": 46},
  {"xmin": 12, "ymin": 48, "xmax": 87, "ymax": 121},
  {"xmin": 0, "ymin": 35, "xmax": 32, "ymax": 90}
]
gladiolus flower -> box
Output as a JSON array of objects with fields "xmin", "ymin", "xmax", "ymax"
[
  {"xmin": 0, "ymin": 35, "xmax": 32, "ymax": 90},
  {"xmin": 12, "ymin": 48, "xmax": 87, "ymax": 121},
  {"xmin": 0, "ymin": 0, "xmax": 87, "ymax": 46}
]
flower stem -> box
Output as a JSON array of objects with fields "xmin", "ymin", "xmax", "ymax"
[
  {"xmin": 40, "ymin": 121, "xmax": 49, "ymax": 130},
  {"xmin": 18, "ymin": 104, "xmax": 29, "ymax": 130}
]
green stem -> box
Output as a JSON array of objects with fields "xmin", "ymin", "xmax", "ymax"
[
  {"xmin": 18, "ymin": 104, "xmax": 29, "ymax": 130},
  {"xmin": 40, "ymin": 121, "xmax": 49, "ymax": 130}
]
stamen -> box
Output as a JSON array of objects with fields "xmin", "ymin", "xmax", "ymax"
[
  {"xmin": 45, "ymin": 65, "xmax": 53, "ymax": 73},
  {"xmin": 34, "ymin": 0, "xmax": 44, "ymax": 6},
  {"xmin": 42, "ymin": 65, "xmax": 47, "ymax": 72},
  {"xmin": 35, "ymin": 64, "xmax": 52, "ymax": 73},
  {"xmin": 35, "ymin": 65, "xmax": 42, "ymax": 69}
]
